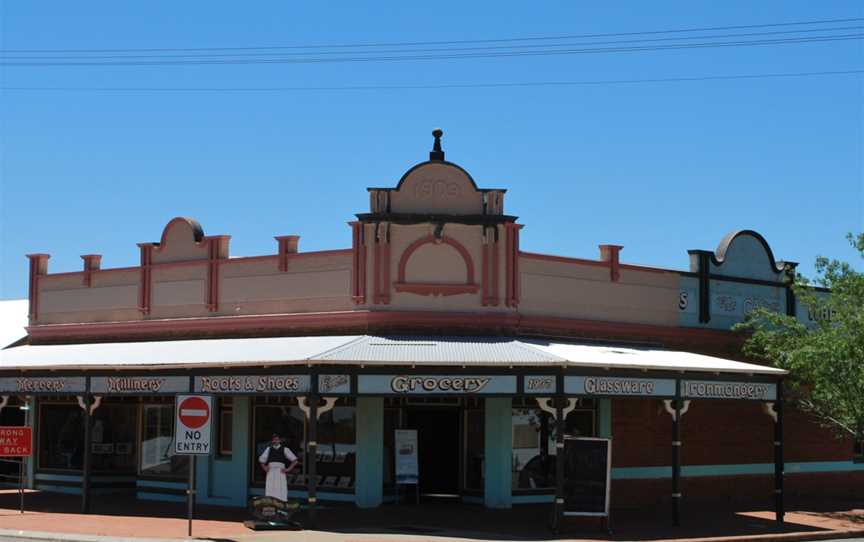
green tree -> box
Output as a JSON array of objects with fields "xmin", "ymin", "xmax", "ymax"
[{"xmin": 735, "ymin": 233, "xmax": 864, "ymax": 453}]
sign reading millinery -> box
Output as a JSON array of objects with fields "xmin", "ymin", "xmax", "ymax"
[
  {"xmin": 394, "ymin": 429, "xmax": 419, "ymax": 484},
  {"xmin": 565, "ymin": 376, "xmax": 675, "ymax": 397},
  {"xmin": 174, "ymin": 395, "xmax": 212, "ymax": 455},
  {"xmin": 523, "ymin": 375, "xmax": 557, "ymax": 394},
  {"xmin": 319, "ymin": 374, "xmax": 351, "ymax": 394},
  {"xmin": 194, "ymin": 375, "xmax": 310, "ymax": 394},
  {"xmin": 358, "ymin": 375, "xmax": 517, "ymax": 395},
  {"xmin": 0, "ymin": 427, "xmax": 32, "ymax": 457},
  {"xmin": 683, "ymin": 380, "xmax": 777, "ymax": 401},
  {"xmin": 91, "ymin": 376, "xmax": 190, "ymax": 395},
  {"xmin": 0, "ymin": 377, "xmax": 86, "ymax": 394}
]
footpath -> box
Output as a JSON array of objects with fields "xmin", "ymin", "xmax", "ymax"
[{"xmin": 0, "ymin": 490, "xmax": 862, "ymax": 542}]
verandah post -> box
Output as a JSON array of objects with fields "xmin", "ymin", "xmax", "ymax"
[
  {"xmin": 81, "ymin": 384, "xmax": 92, "ymax": 514},
  {"xmin": 672, "ymin": 381, "xmax": 682, "ymax": 526},
  {"xmin": 774, "ymin": 380, "xmax": 784, "ymax": 523},
  {"xmin": 553, "ymin": 374, "xmax": 565, "ymax": 532},
  {"xmin": 308, "ymin": 374, "xmax": 318, "ymax": 527}
]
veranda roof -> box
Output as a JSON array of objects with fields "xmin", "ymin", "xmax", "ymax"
[{"xmin": 0, "ymin": 334, "xmax": 785, "ymax": 376}]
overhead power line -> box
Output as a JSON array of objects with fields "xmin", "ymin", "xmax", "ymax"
[
  {"xmin": 3, "ymin": 26, "xmax": 861, "ymax": 60},
  {"xmin": 2, "ymin": 15, "xmax": 861, "ymax": 54},
  {"xmin": 3, "ymin": 69, "xmax": 861, "ymax": 92},
  {"xmin": 2, "ymin": 34, "xmax": 861, "ymax": 66}
]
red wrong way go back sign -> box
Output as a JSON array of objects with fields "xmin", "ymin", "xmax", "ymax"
[
  {"xmin": 0, "ymin": 426, "xmax": 32, "ymax": 457},
  {"xmin": 175, "ymin": 395, "xmax": 212, "ymax": 455}
]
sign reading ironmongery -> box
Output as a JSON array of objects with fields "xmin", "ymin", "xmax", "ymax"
[
  {"xmin": 194, "ymin": 375, "xmax": 310, "ymax": 394},
  {"xmin": 358, "ymin": 375, "xmax": 517, "ymax": 395},
  {"xmin": 565, "ymin": 376, "xmax": 675, "ymax": 397},
  {"xmin": 0, "ymin": 377, "xmax": 86, "ymax": 394},
  {"xmin": 683, "ymin": 380, "xmax": 777, "ymax": 401},
  {"xmin": 91, "ymin": 376, "xmax": 189, "ymax": 395}
]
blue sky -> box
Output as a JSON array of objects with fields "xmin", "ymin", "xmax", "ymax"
[{"xmin": 1, "ymin": 1, "xmax": 862, "ymax": 299}]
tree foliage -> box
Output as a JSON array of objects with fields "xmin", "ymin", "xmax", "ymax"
[{"xmin": 735, "ymin": 233, "xmax": 864, "ymax": 447}]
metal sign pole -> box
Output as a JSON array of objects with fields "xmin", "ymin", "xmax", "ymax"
[
  {"xmin": 188, "ymin": 455, "xmax": 196, "ymax": 537},
  {"xmin": 19, "ymin": 458, "xmax": 24, "ymax": 514}
]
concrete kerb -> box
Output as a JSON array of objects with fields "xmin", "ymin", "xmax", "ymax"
[{"xmin": 2, "ymin": 527, "xmax": 864, "ymax": 542}]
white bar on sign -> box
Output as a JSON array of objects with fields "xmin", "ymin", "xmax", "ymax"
[{"xmin": 181, "ymin": 409, "xmax": 207, "ymax": 416}]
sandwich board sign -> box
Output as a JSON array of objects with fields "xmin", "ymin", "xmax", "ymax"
[{"xmin": 175, "ymin": 395, "xmax": 212, "ymax": 455}]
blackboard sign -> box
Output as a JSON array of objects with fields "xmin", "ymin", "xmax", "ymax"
[{"xmin": 562, "ymin": 437, "xmax": 611, "ymax": 517}]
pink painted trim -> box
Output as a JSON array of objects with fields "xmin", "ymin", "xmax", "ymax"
[
  {"xmin": 394, "ymin": 283, "xmax": 480, "ymax": 296},
  {"xmin": 275, "ymin": 235, "xmax": 300, "ymax": 272},
  {"xmin": 373, "ymin": 239, "xmax": 381, "ymax": 304},
  {"xmin": 81, "ymin": 255, "xmax": 102, "ymax": 287},
  {"xmin": 138, "ymin": 245, "xmax": 153, "ymax": 315},
  {"xmin": 397, "ymin": 235, "xmax": 476, "ymax": 285},
  {"xmin": 26, "ymin": 254, "xmax": 49, "ymax": 322},
  {"xmin": 521, "ymin": 251, "xmax": 677, "ymax": 275},
  {"xmin": 381, "ymin": 238, "xmax": 391, "ymax": 304},
  {"xmin": 481, "ymin": 241, "xmax": 489, "ymax": 306},
  {"xmin": 491, "ymin": 234, "xmax": 500, "ymax": 307},
  {"xmin": 25, "ymin": 309, "xmax": 741, "ymax": 347}
]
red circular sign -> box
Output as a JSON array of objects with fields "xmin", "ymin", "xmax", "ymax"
[{"xmin": 178, "ymin": 396, "xmax": 210, "ymax": 429}]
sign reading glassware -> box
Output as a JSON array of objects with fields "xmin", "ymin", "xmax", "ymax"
[
  {"xmin": 0, "ymin": 377, "xmax": 86, "ymax": 394},
  {"xmin": 683, "ymin": 380, "xmax": 777, "ymax": 401},
  {"xmin": 358, "ymin": 375, "xmax": 517, "ymax": 395},
  {"xmin": 565, "ymin": 376, "xmax": 675, "ymax": 397},
  {"xmin": 91, "ymin": 376, "xmax": 189, "ymax": 395},
  {"xmin": 194, "ymin": 375, "xmax": 310, "ymax": 394}
]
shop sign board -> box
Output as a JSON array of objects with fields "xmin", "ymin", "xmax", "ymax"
[
  {"xmin": 0, "ymin": 377, "xmax": 86, "ymax": 394},
  {"xmin": 683, "ymin": 380, "xmax": 777, "ymax": 401},
  {"xmin": 565, "ymin": 376, "xmax": 675, "ymax": 397},
  {"xmin": 359, "ymin": 375, "xmax": 517, "ymax": 395},
  {"xmin": 174, "ymin": 395, "xmax": 212, "ymax": 455},
  {"xmin": 562, "ymin": 437, "xmax": 611, "ymax": 517},
  {"xmin": 394, "ymin": 429, "xmax": 419, "ymax": 484},
  {"xmin": 91, "ymin": 376, "xmax": 190, "ymax": 395},
  {"xmin": 319, "ymin": 374, "xmax": 351, "ymax": 394},
  {"xmin": 0, "ymin": 427, "xmax": 32, "ymax": 457},
  {"xmin": 194, "ymin": 375, "xmax": 310, "ymax": 395},
  {"xmin": 523, "ymin": 375, "xmax": 557, "ymax": 394}
]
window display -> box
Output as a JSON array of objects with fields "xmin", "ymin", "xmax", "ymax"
[{"xmin": 140, "ymin": 403, "xmax": 189, "ymax": 478}]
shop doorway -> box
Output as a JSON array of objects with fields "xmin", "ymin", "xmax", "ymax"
[{"xmin": 405, "ymin": 406, "xmax": 461, "ymax": 499}]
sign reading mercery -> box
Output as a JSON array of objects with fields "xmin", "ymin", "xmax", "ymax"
[
  {"xmin": 0, "ymin": 377, "xmax": 86, "ymax": 394},
  {"xmin": 174, "ymin": 395, "xmax": 212, "ymax": 455},
  {"xmin": 0, "ymin": 426, "xmax": 32, "ymax": 457},
  {"xmin": 194, "ymin": 375, "xmax": 310, "ymax": 394}
]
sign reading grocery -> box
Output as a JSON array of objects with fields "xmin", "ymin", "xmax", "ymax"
[
  {"xmin": 566, "ymin": 376, "xmax": 675, "ymax": 397},
  {"xmin": 358, "ymin": 375, "xmax": 517, "ymax": 395},
  {"xmin": 0, "ymin": 377, "xmax": 86, "ymax": 394},
  {"xmin": 91, "ymin": 376, "xmax": 190, "ymax": 395},
  {"xmin": 0, "ymin": 427, "xmax": 32, "ymax": 457},
  {"xmin": 174, "ymin": 395, "xmax": 212, "ymax": 455},
  {"xmin": 683, "ymin": 380, "xmax": 777, "ymax": 401},
  {"xmin": 194, "ymin": 375, "xmax": 310, "ymax": 394}
]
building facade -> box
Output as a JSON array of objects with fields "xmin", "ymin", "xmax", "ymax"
[{"xmin": 0, "ymin": 131, "xmax": 859, "ymax": 521}]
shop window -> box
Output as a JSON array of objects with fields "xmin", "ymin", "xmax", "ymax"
[
  {"xmin": 38, "ymin": 402, "xmax": 83, "ymax": 471},
  {"xmin": 90, "ymin": 402, "xmax": 137, "ymax": 473},
  {"xmin": 855, "ymin": 440, "xmax": 863, "ymax": 463},
  {"xmin": 383, "ymin": 406, "xmax": 400, "ymax": 488},
  {"xmin": 511, "ymin": 398, "xmax": 596, "ymax": 491},
  {"xmin": 316, "ymin": 401, "xmax": 356, "ymax": 490},
  {"xmin": 251, "ymin": 397, "xmax": 356, "ymax": 490},
  {"xmin": 140, "ymin": 403, "xmax": 189, "ymax": 478},
  {"xmin": 217, "ymin": 398, "xmax": 233, "ymax": 457},
  {"xmin": 464, "ymin": 398, "xmax": 484, "ymax": 490},
  {"xmin": 251, "ymin": 398, "xmax": 306, "ymax": 485}
]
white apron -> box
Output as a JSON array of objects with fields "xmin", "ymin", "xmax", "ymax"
[{"xmin": 259, "ymin": 445, "xmax": 297, "ymax": 502}]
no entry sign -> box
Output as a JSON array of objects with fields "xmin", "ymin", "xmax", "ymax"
[
  {"xmin": 0, "ymin": 427, "xmax": 31, "ymax": 457},
  {"xmin": 174, "ymin": 395, "xmax": 212, "ymax": 455}
]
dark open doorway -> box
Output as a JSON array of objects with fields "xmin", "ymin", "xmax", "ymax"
[{"xmin": 404, "ymin": 407, "xmax": 461, "ymax": 498}]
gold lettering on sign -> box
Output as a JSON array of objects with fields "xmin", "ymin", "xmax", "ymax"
[
  {"xmin": 106, "ymin": 377, "xmax": 165, "ymax": 393},
  {"xmin": 390, "ymin": 376, "xmax": 491, "ymax": 393},
  {"xmin": 414, "ymin": 179, "xmax": 462, "ymax": 199}
]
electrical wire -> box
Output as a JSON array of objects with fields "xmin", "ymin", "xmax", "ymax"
[
  {"xmin": 3, "ymin": 69, "xmax": 861, "ymax": 92},
  {"xmin": 2, "ymin": 16, "xmax": 861, "ymax": 54},
  {"xmin": 2, "ymin": 34, "xmax": 861, "ymax": 66}
]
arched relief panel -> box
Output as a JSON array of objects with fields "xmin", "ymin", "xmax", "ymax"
[
  {"xmin": 709, "ymin": 230, "xmax": 787, "ymax": 282},
  {"xmin": 389, "ymin": 162, "xmax": 485, "ymax": 215},
  {"xmin": 149, "ymin": 217, "xmax": 215, "ymax": 264},
  {"xmin": 395, "ymin": 235, "xmax": 479, "ymax": 296}
]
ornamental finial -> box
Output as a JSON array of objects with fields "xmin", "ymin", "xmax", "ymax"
[{"xmin": 430, "ymin": 128, "xmax": 444, "ymax": 161}]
